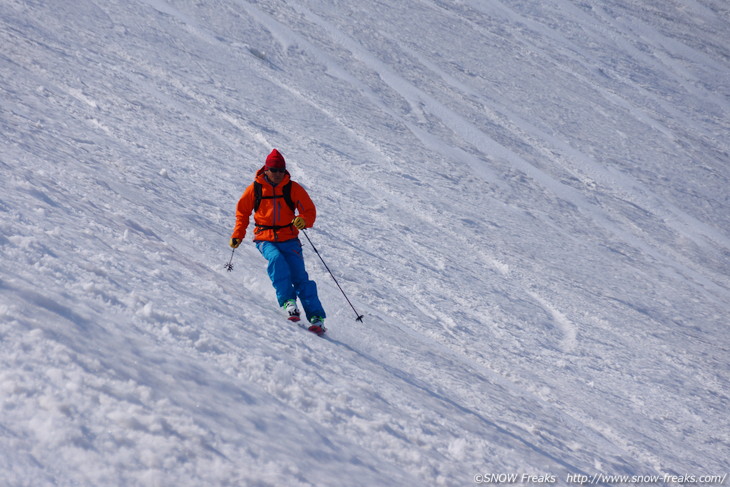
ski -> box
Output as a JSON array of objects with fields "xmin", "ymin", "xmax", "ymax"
[
  {"xmin": 288, "ymin": 318, "xmax": 326, "ymax": 337},
  {"xmin": 282, "ymin": 301, "xmax": 326, "ymax": 336},
  {"xmin": 307, "ymin": 323, "xmax": 326, "ymax": 337}
]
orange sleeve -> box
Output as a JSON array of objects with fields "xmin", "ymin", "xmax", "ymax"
[
  {"xmin": 231, "ymin": 184, "xmax": 256, "ymax": 240},
  {"xmin": 292, "ymin": 183, "xmax": 316, "ymax": 228}
]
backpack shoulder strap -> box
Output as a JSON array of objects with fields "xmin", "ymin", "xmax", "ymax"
[
  {"xmin": 282, "ymin": 181, "xmax": 295, "ymax": 212},
  {"xmin": 253, "ymin": 180, "xmax": 295, "ymax": 212},
  {"xmin": 253, "ymin": 181, "xmax": 263, "ymax": 212}
]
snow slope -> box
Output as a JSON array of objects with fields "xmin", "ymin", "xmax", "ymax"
[{"xmin": 1, "ymin": 0, "xmax": 728, "ymax": 485}]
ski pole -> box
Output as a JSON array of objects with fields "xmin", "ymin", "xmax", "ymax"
[
  {"xmin": 301, "ymin": 229, "xmax": 364, "ymax": 322},
  {"xmin": 225, "ymin": 248, "xmax": 236, "ymax": 272}
]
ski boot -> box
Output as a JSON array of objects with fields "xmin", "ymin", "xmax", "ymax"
[
  {"xmin": 308, "ymin": 316, "xmax": 326, "ymax": 336},
  {"xmin": 283, "ymin": 299, "xmax": 300, "ymax": 322}
]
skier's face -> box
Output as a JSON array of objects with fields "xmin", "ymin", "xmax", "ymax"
[{"xmin": 266, "ymin": 167, "xmax": 285, "ymax": 184}]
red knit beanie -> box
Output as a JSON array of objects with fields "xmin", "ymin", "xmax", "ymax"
[{"xmin": 265, "ymin": 149, "xmax": 286, "ymax": 169}]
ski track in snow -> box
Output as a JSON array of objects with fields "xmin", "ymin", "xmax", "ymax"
[{"xmin": 1, "ymin": 0, "xmax": 729, "ymax": 485}]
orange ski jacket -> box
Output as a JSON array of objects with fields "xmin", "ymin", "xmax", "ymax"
[{"xmin": 231, "ymin": 167, "xmax": 316, "ymax": 242}]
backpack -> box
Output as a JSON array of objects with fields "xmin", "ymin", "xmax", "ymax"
[{"xmin": 253, "ymin": 181, "xmax": 295, "ymax": 213}]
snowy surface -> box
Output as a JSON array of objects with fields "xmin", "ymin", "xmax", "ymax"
[{"xmin": 1, "ymin": 0, "xmax": 729, "ymax": 485}]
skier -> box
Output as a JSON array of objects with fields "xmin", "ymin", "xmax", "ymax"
[{"xmin": 229, "ymin": 149, "xmax": 327, "ymax": 335}]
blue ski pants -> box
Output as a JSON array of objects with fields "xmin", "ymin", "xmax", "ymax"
[{"xmin": 255, "ymin": 239, "xmax": 326, "ymax": 321}]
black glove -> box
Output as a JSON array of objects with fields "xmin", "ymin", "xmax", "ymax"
[{"xmin": 229, "ymin": 238, "xmax": 241, "ymax": 249}]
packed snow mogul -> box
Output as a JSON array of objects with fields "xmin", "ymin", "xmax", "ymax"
[{"xmin": 229, "ymin": 149, "xmax": 327, "ymax": 336}]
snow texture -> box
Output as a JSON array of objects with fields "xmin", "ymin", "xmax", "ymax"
[{"xmin": 1, "ymin": 0, "xmax": 728, "ymax": 485}]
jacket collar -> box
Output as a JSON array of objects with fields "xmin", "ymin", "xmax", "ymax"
[{"xmin": 255, "ymin": 166, "xmax": 291, "ymax": 185}]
